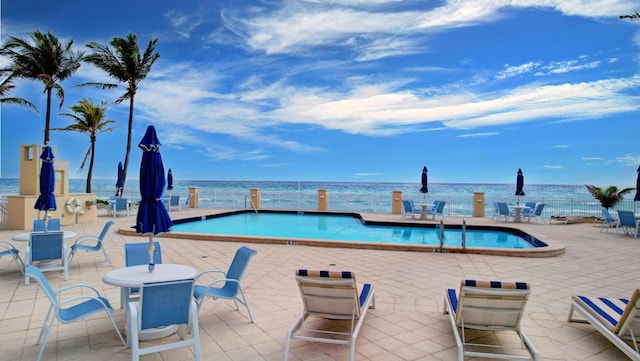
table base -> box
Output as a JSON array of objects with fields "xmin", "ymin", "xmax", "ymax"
[{"xmin": 127, "ymin": 325, "xmax": 178, "ymax": 341}]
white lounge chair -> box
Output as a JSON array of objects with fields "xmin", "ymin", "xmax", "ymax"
[
  {"xmin": 284, "ymin": 269, "xmax": 375, "ymax": 361},
  {"xmin": 444, "ymin": 279, "xmax": 539, "ymax": 361},
  {"xmin": 568, "ymin": 289, "xmax": 640, "ymax": 360}
]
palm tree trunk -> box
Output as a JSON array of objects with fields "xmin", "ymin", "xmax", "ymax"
[
  {"xmin": 86, "ymin": 138, "xmax": 96, "ymax": 193},
  {"xmin": 121, "ymin": 95, "xmax": 135, "ymax": 194},
  {"xmin": 44, "ymin": 88, "xmax": 53, "ymax": 144}
]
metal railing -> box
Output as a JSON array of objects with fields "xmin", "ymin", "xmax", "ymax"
[
  {"xmin": 188, "ymin": 191, "xmax": 635, "ymax": 219},
  {"xmin": 0, "ymin": 197, "xmax": 7, "ymax": 228},
  {"xmin": 75, "ymin": 189, "xmax": 639, "ymax": 219}
]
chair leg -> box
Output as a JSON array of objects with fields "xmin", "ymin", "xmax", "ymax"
[
  {"xmin": 101, "ymin": 246, "xmax": 112, "ymax": 266},
  {"xmin": 190, "ymin": 300, "xmax": 202, "ymax": 361},
  {"xmin": 12, "ymin": 254, "xmax": 25, "ymax": 275},
  {"xmin": 36, "ymin": 307, "xmax": 56, "ymax": 361},
  {"xmin": 237, "ymin": 288, "xmax": 255, "ymax": 323}
]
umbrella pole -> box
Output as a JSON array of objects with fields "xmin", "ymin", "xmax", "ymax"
[{"xmin": 147, "ymin": 226, "xmax": 156, "ymax": 272}]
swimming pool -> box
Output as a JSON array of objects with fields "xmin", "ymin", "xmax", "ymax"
[{"xmin": 161, "ymin": 211, "xmax": 559, "ymax": 256}]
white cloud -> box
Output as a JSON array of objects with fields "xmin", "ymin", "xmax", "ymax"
[
  {"xmin": 496, "ymin": 62, "xmax": 541, "ymax": 80},
  {"xmin": 223, "ymin": 0, "xmax": 638, "ymax": 59},
  {"xmin": 132, "ymin": 55, "xmax": 640, "ymax": 139},
  {"xmin": 457, "ymin": 132, "xmax": 500, "ymax": 138},
  {"xmin": 543, "ymin": 165, "xmax": 563, "ymax": 169},
  {"xmin": 164, "ymin": 9, "xmax": 203, "ymax": 39}
]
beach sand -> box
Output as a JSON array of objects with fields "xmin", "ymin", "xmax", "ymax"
[{"xmin": 0, "ymin": 209, "xmax": 636, "ymax": 360}]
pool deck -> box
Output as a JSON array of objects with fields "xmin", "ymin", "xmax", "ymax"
[{"xmin": 0, "ymin": 208, "xmax": 637, "ymax": 360}]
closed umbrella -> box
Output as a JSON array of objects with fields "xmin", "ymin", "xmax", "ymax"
[
  {"xmin": 167, "ymin": 169, "xmax": 174, "ymax": 191},
  {"xmin": 634, "ymin": 165, "xmax": 640, "ymax": 213},
  {"xmin": 515, "ymin": 168, "xmax": 525, "ymax": 203},
  {"xmin": 34, "ymin": 145, "xmax": 56, "ymax": 220},
  {"xmin": 420, "ymin": 166, "xmax": 428, "ymax": 200},
  {"xmin": 115, "ymin": 162, "xmax": 124, "ymax": 197},
  {"xmin": 135, "ymin": 125, "xmax": 173, "ymax": 271},
  {"xmin": 167, "ymin": 168, "xmax": 174, "ymax": 200}
]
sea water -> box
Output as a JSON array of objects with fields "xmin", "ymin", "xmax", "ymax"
[{"xmin": 0, "ymin": 178, "xmax": 600, "ymax": 216}]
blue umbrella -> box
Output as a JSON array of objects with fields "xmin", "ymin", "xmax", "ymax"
[
  {"xmin": 135, "ymin": 126, "xmax": 173, "ymax": 271},
  {"xmin": 34, "ymin": 145, "xmax": 56, "ymax": 220},
  {"xmin": 115, "ymin": 161, "xmax": 124, "ymax": 197},
  {"xmin": 515, "ymin": 168, "xmax": 525, "ymax": 203},
  {"xmin": 420, "ymin": 166, "xmax": 428, "ymax": 200},
  {"xmin": 167, "ymin": 168, "xmax": 174, "ymax": 191}
]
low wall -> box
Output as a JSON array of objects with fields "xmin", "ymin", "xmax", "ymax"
[{"xmin": 6, "ymin": 193, "xmax": 97, "ymax": 230}]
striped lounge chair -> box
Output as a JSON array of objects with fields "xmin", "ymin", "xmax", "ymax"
[
  {"xmin": 444, "ymin": 279, "xmax": 539, "ymax": 361},
  {"xmin": 284, "ymin": 269, "xmax": 375, "ymax": 361},
  {"xmin": 568, "ymin": 289, "xmax": 640, "ymax": 360}
]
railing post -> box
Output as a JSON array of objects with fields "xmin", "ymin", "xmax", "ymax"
[
  {"xmin": 439, "ymin": 219, "xmax": 444, "ymax": 253},
  {"xmin": 462, "ymin": 218, "xmax": 466, "ymax": 252}
]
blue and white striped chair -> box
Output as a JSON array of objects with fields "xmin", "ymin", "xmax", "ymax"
[
  {"xmin": 284, "ymin": 269, "xmax": 375, "ymax": 361},
  {"xmin": 568, "ymin": 289, "xmax": 640, "ymax": 360},
  {"xmin": 444, "ymin": 279, "xmax": 539, "ymax": 361}
]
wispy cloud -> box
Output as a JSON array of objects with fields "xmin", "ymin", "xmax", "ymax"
[
  {"xmin": 616, "ymin": 154, "xmax": 640, "ymax": 166},
  {"xmin": 457, "ymin": 132, "xmax": 499, "ymax": 138},
  {"xmin": 496, "ymin": 57, "xmax": 603, "ymax": 80},
  {"xmin": 543, "ymin": 165, "xmax": 563, "ymax": 169},
  {"xmin": 164, "ymin": 9, "xmax": 203, "ymax": 39}
]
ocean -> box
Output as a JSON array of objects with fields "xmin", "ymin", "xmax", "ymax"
[{"xmin": 0, "ymin": 178, "xmax": 604, "ymax": 217}]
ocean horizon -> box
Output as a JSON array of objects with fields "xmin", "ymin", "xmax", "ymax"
[{"xmin": 0, "ymin": 177, "xmax": 594, "ymax": 199}]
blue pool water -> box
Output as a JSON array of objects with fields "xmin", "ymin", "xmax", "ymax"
[{"xmin": 171, "ymin": 212, "xmax": 541, "ymax": 249}]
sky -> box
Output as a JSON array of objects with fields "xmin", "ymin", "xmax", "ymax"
[{"xmin": 1, "ymin": 0, "xmax": 640, "ymax": 186}]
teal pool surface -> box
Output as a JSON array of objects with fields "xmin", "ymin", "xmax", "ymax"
[{"xmin": 171, "ymin": 211, "xmax": 545, "ymax": 249}]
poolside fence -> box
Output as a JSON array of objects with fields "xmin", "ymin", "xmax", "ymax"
[{"xmin": 88, "ymin": 189, "xmax": 638, "ymax": 219}]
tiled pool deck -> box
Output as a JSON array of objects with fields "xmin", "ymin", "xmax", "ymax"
[{"xmin": 0, "ymin": 209, "xmax": 638, "ymax": 360}]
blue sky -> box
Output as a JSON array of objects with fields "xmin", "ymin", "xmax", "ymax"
[{"xmin": 1, "ymin": 0, "xmax": 640, "ymax": 186}]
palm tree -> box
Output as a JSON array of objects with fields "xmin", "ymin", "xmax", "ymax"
[
  {"xmin": 620, "ymin": 11, "xmax": 640, "ymax": 20},
  {"xmin": 585, "ymin": 185, "xmax": 635, "ymax": 210},
  {"xmin": 83, "ymin": 33, "xmax": 160, "ymax": 193},
  {"xmin": 1, "ymin": 30, "xmax": 83, "ymax": 144},
  {"xmin": 0, "ymin": 72, "xmax": 38, "ymax": 111},
  {"xmin": 53, "ymin": 98, "xmax": 116, "ymax": 193}
]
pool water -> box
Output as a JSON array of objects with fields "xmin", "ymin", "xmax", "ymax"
[{"xmin": 171, "ymin": 212, "xmax": 538, "ymax": 249}]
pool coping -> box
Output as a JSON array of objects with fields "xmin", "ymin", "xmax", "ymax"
[{"xmin": 119, "ymin": 210, "xmax": 566, "ymax": 257}]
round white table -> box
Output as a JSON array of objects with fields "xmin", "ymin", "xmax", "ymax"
[
  {"xmin": 508, "ymin": 205, "xmax": 530, "ymax": 223},
  {"xmin": 11, "ymin": 230, "xmax": 77, "ymax": 242},
  {"xmin": 418, "ymin": 204, "xmax": 435, "ymax": 220},
  {"xmin": 102, "ymin": 264, "xmax": 198, "ymax": 346}
]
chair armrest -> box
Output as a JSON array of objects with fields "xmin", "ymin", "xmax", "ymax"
[
  {"xmin": 71, "ymin": 236, "xmax": 100, "ymax": 246},
  {"xmin": 0, "ymin": 240, "xmax": 17, "ymax": 252},
  {"xmin": 58, "ymin": 294, "xmax": 110, "ymax": 308},
  {"xmin": 195, "ymin": 269, "xmax": 227, "ymax": 280},
  {"xmin": 57, "ymin": 283, "xmax": 102, "ymax": 297},
  {"xmin": 204, "ymin": 278, "xmax": 239, "ymax": 289}
]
